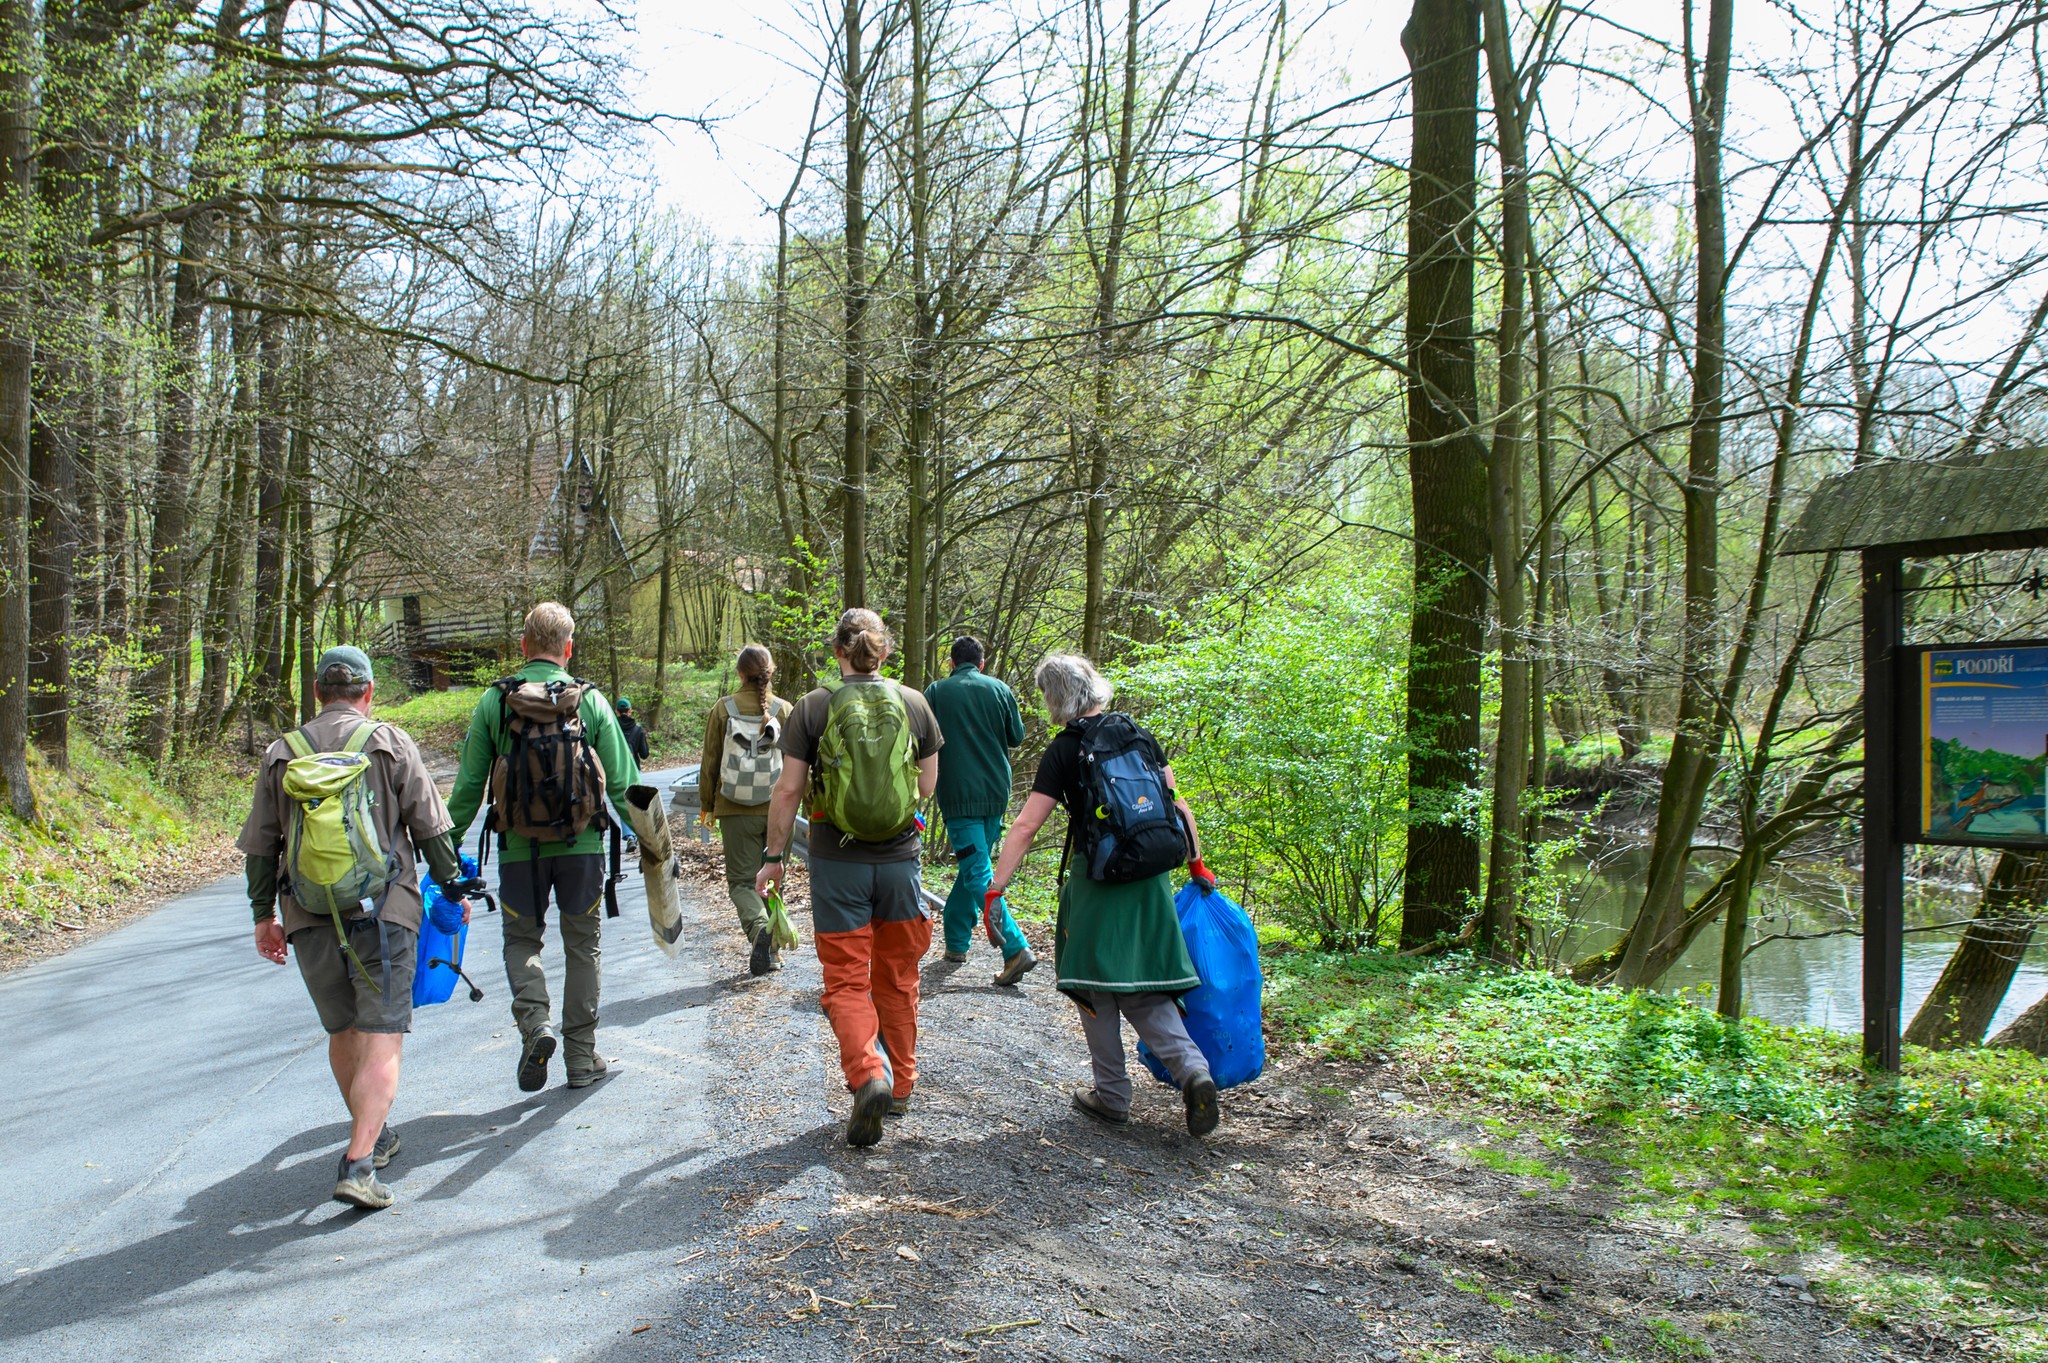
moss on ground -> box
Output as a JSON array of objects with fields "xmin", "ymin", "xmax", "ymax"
[{"xmin": 0, "ymin": 744, "xmax": 245, "ymax": 949}]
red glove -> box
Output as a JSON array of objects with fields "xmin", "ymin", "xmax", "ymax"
[
  {"xmin": 1187, "ymin": 858, "xmax": 1217, "ymax": 891},
  {"xmin": 982, "ymin": 887, "xmax": 1007, "ymax": 946}
]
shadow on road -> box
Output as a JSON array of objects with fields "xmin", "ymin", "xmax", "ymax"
[{"xmin": 0, "ymin": 1088, "xmax": 596, "ymax": 1342}]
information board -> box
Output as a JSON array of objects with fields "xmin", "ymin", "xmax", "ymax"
[{"xmin": 1919, "ymin": 643, "xmax": 2048, "ymax": 845}]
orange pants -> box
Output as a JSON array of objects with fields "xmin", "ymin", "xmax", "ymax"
[{"xmin": 816, "ymin": 918, "xmax": 931, "ymax": 1097}]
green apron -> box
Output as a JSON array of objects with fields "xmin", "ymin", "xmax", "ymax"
[{"xmin": 1054, "ymin": 871, "xmax": 1199, "ymax": 998}]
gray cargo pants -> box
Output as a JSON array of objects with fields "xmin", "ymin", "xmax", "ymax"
[{"xmin": 1071, "ymin": 989, "xmax": 1207, "ymax": 1116}]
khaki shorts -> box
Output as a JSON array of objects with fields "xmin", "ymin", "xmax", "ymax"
[{"xmin": 290, "ymin": 920, "xmax": 417, "ymax": 1034}]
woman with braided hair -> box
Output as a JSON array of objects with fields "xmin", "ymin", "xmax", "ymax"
[{"xmin": 701, "ymin": 644, "xmax": 795, "ymax": 974}]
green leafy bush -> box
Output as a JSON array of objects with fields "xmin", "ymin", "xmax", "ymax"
[{"xmin": 1118, "ymin": 560, "xmax": 1410, "ymax": 949}]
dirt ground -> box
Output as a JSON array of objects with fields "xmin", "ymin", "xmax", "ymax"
[{"xmin": 618, "ymin": 831, "xmax": 1958, "ymax": 1363}]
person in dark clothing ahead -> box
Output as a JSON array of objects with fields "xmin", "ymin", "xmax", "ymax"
[{"xmin": 616, "ymin": 698, "xmax": 652, "ymax": 764}]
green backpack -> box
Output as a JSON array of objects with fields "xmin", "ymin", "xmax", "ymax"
[
  {"xmin": 809, "ymin": 679, "xmax": 921, "ymax": 842},
  {"xmin": 281, "ymin": 722, "xmax": 404, "ymax": 985}
]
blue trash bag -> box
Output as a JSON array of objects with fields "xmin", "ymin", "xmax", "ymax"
[
  {"xmin": 414, "ymin": 853, "xmax": 478, "ymax": 1008},
  {"xmin": 1138, "ymin": 879, "xmax": 1265, "ymax": 1090}
]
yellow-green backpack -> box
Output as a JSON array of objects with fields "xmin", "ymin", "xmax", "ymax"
[{"xmin": 282, "ymin": 722, "xmax": 404, "ymax": 986}]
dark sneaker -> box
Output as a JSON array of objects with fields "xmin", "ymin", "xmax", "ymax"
[
  {"xmin": 1071, "ymin": 1087, "xmax": 1129, "ymax": 1125},
  {"xmin": 992, "ymin": 947, "xmax": 1038, "ymax": 988},
  {"xmin": 749, "ymin": 926, "xmax": 775, "ymax": 977},
  {"xmin": 887, "ymin": 1094, "xmax": 911, "ymax": 1117},
  {"xmin": 517, "ymin": 1032, "xmax": 557, "ymax": 1092},
  {"xmin": 333, "ymin": 1154, "xmax": 394, "ymax": 1210},
  {"xmin": 942, "ymin": 950, "xmax": 968, "ymax": 964},
  {"xmin": 567, "ymin": 1055, "xmax": 615, "ymax": 1089},
  {"xmin": 1184, "ymin": 1072, "xmax": 1221, "ymax": 1137},
  {"xmin": 847, "ymin": 1077, "xmax": 892, "ymax": 1147},
  {"xmin": 372, "ymin": 1125, "xmax": 400, "ymax": 1169}
]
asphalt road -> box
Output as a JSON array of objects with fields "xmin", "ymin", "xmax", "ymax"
[{"xmin": 0, "ymin": 769, "xmax": 761, "ymax": 1363}]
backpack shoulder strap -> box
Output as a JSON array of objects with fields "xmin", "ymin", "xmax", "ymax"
[
  {"xmin": 283, "ymin": 729, "xmax": 314, "ymax": 759},
  {"xmin": 342, "ymin": 721, "xmax": 381, "ymax": 756},
  {"xmin": 724, "ymin": 696, "xmax": 744, "ymax": 723}
]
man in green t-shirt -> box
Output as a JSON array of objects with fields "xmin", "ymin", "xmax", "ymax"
[
  {"xmin": 922, "ymin": 636, "xmax": 1034, "ymax": 985},
  {"xmin": 448, "ymin": 602, "xmax": 640, "ymax": 1092}
]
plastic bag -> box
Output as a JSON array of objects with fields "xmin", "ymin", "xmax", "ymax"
[
  {"xmin": 767, "ymin": 891, "xmax": 801, "ymax": 951},
  {"xmin": 1138, "ymin": 879, "xmax": 1265, "ymax": 1090}
]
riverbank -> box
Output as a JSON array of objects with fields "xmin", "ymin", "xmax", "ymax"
[
  {"xmin": 0, "ymin": 746, "xmax": 243, "ymax": 972},
  {"xmin": 1267, "ymin": 947, "xmax": 2048, "ymax": 1358}
]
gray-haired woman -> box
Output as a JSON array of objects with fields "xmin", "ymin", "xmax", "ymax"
[{"xmin": 986, "ymin": 653, "xmax": 1221, "ymax": 1136}]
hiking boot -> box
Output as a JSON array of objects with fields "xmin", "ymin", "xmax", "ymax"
[
  {"xmin": 517, "ymin": 1031, "xmax": 557, "ymax": 1092},
  {"xmin": 1071, "ymin": 1087, "xmax": 1129, "ymax": 1125},
  {"xmin": 333, "ymin": 1153, "xmax": 394, "ymax": 1211},
  {"xmin": 942, "ymin": 950, "xmax": 969, "ymax": 964},
  {"xmin": 567, "ymin": 1055, "xmax": 614, "ymax": 1089},
  {"xmin": 372, "ymin": 1125, "xmax": 400, "ymax": 1169},
  {"xmin": 992, "ymin": 947, "xmax": 1038, "ymax": 988},
  {"xmin": 749, "ymin": 926, "xmax": 776, "ymax": 977},
  {"xmin": 847, "ymin": 1077, "xmax": 892, "ymax": 1148},
  {"xmin": 887, "ymin": 1094, "xmax": 911, "ymax": 1117},
  {"xmin": 1183, "ymin": 1071, "xmax": 1221, "ymax": 1138}
]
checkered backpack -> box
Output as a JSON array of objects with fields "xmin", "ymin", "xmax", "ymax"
[{"xmin": 718, "ymin": 697, "xmax": 783, "ymax": 806}]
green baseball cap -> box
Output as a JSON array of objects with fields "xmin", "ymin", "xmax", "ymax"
[{"xmin": 315, "ymin": 645, "xmax": 375, "ymax": 686}]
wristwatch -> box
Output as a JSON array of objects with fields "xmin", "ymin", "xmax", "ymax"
[{"xmin": 763, "ymin": 852, "xmax": 784, "ymax": 863}]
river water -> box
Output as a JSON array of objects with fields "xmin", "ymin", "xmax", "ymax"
[{"xmin": 1550, "ymin": 843, "xmax": 2048, "ymax": 1036}]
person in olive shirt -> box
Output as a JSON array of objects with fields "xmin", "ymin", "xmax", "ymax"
[
  {"xmin": 240, "ymin": 646, "xmax": 472, "ymax": 1210},
  {"xmin": 922, "ymin": 636, "xmax": 1035, "ymax": 985},
  {"xmin": 447, "ymin": 603, "xmax": 641, "ymax": 1093}
]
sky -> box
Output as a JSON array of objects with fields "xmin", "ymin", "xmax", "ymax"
[{"xmin": 620, "ymin": 0, "xmax": 1407, "ymax": 251}]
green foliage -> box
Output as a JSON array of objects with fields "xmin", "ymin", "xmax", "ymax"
[
  {"xmin": 1117, "ymin": 559, "xmax": 1410, "ymax": 949},
  {"xmin": 0, "ymin": 744, "xmax": 242, "ymax": 946},
  {"xmin": 1266, "ymin": 949, "xmax": 2048, "ymax": 1345},
  {"xmin": 770, "ymin": 537, "xmax": 840, "ymax": 687}
]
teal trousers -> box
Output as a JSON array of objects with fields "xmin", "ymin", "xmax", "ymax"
[{"xmin": 943, "ymin": 815, "xmax": 1028, "ymax": 958}]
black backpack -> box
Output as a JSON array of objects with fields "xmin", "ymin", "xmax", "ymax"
[{"xmin": 1061, "ymin": 713, "xmax": 1191, "ymax": 884}]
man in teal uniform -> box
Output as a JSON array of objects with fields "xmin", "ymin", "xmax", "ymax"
[
  {"xmin": 922, "ymin": 636, "xmax": 1035, "ymax": 985},
  {"xmin": 447, "ymin": 602, "xmax": 640, "ymax": 1091}
]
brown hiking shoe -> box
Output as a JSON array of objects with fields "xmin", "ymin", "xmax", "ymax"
[
  {"xmin": 992, "ymin": 948, "xmax": 1038, "ymax": 987},
  {"xmin": 847, "ymin": 1077, "xmax": 891, "ymax": 1147},
  {"xmin": 517, "ymin": 1031, "xmax": 557, "ymax": 1092},
  {"xmin": 942, "ymin": 950, "xmax": 969, "ymax": 964},
  {"xmin": 1071, "ymin": 1087, "xmax": 1129, "ymax": 1125}
]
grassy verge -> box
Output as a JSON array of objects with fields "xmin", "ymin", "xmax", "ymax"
[
  {"xmin": 1265, "ymin": 951, "xmax": 2048, "ymax": 1356},
  {"xmin": 0, "ymin": 744, "xmax": 245, "ymax": 957},
  {"xmin": 376, "ymin": 665, "xmax": 727, "ymax": 767}
]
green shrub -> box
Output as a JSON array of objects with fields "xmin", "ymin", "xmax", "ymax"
[{"xmin": 1118, "ymin": 560, "xmax": 1410, "ymax": 949}]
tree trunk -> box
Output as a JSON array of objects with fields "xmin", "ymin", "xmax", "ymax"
[
  {"xmin": 1479, "ymin": 0, "xmax": 1530, "ymax": 964},
  {"xmin": 1616, "ymin": 0, "xmax": 1733, "ymax": 988},
  {"xmin": 1081, "ymin": 0, "xmax": 1141, "ymax": 659},
  {"xmin": 0, "ymin": 0, "xmax": 36, "ymax": 818},
  {"xmin": 839, "ymin": 0, "xmax": 870, "ymax": 610},
  {"xmin": 1903, "ymin": 851, "xmax": 2048, "ymax": 1050},
  {"xmin": 248, "ymin": 0, "xmax": 291, "ymax": 732},
  {"xmin": 1398, "ymin": 0, "xmax": 1489, "ymax": 948},
  {"xmin": 903, "ymin": 0, "xmax": 934, "ymax": 687},
  {"xmin": 1989, "ymin": 988, "xmax": 2048, "ymax": 1056},
  {"xmin": 132, "ymin": 0, "xmax": 245, "ymax": 763}
]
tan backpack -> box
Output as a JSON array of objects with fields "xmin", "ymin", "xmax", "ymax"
[{"xmin": 486, "ymin": 676, "xmax": 612, "ymax": 843}]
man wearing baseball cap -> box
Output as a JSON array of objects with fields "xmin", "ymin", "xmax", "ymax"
[{"xmin": 238, "ymin": 646, "xmax": 474, "ymax": 1210}]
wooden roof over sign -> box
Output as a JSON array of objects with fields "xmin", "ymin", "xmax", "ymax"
[{"xmin": 1780, "ymin": 448, "xmax": 2048, "ymax": 554}]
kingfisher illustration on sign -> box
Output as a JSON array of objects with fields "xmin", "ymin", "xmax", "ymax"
[{"xmin": 1923, "ymin": 644, "xmax": 2048, "ymax": 842}]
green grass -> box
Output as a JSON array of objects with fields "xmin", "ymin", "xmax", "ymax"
[
  {"xmin": 0, "ymin": 743, "xmax": 244, "ymax": 946},
  {"xmin": 1265, "ymin": 950, "xmax": 2048, "ymax": 1354}
]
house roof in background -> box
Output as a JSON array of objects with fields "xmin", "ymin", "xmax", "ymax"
[{"xmin": 1781, "ymin": 448, "xmax": 2048, "ymax": 554}]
